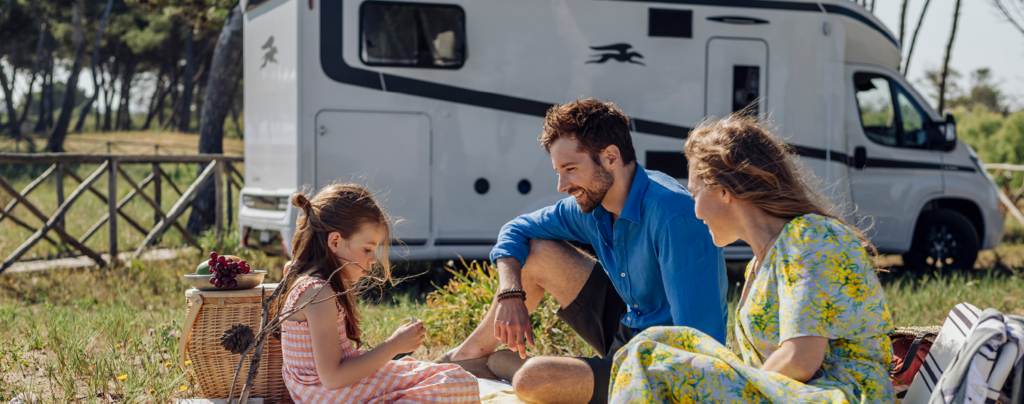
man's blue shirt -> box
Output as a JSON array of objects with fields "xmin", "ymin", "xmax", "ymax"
[{"xmin": 490, "ymin": 165, "xmax": 728, "ymax": 343}]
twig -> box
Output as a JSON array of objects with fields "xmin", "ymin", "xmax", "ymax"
[{"xmin": 226, "ymin": 262, "xmax": 361, "ymax": 402}]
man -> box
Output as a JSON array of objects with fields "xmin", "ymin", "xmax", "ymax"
[{"xmin": 438, "ymin": 99, "xmax": 728, "ymax": 403}]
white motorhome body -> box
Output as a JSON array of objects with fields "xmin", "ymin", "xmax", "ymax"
[{"xmin": 239, "ymin": 0, "xmax": 1003, "ymax": 267}]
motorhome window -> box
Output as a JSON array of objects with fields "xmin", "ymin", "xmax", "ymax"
[
  {"xmin": 733, "ymin": 66, "xmax": 760, "ymax": 113},
  {"xmin": 854, "ymin": 73, "xmax": 898, "ymax": 147},
  {"xmin": 896, "ymin": 87, "xmax": 929, "ymax": 149},
  {"xmin": 245, "ymin": 0, "xmax": 272, "ymax": 12},
  {"xmin": 360, "ymin": 2, "xmax": 466, "ymax": 68}
]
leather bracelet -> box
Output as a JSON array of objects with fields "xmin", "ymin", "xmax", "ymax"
[{"xmin": 496, "ymin": 288, "xmax": 526, "ymax": 302}]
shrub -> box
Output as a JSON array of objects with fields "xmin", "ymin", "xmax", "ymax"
[{"xmin": 423, "ymin": 259, "xmax": 594, "ymax": 357}]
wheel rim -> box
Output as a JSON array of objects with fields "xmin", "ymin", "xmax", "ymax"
[{"xmin": 923, "ymin": 224, "xmax": 963, "ymax": 269}]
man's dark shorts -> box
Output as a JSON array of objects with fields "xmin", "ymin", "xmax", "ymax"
[{"xmin": 556, "ymin": 262, "xmax": 635, "ymax": 404}]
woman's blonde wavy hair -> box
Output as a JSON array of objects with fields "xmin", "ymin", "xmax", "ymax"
[{"xmin": 685, "ymin": 112, "xmax": 876, "ymax": 255}]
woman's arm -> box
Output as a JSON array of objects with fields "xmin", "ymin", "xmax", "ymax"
[
  {"xmin": 760, "ymin": 336, "xmax": 828, "ymax": 383},
  {"xmin": 301, "ymin": 285, "xmax": 422, "ymax": 391}
]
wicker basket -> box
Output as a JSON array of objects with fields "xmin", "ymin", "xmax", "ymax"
[{"xmin": 180, "ymin": 284, "xmax": 293, "ymax": 403}]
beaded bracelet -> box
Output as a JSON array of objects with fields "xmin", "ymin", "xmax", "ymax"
[{"xmin": 496, "ymin": 288, "xmax": 527, "ymax": 302}]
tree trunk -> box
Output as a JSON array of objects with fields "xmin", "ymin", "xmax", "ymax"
[
  {"xmin": 904, "ymin": 0, "xmax": 932, "ymax": 74},
  {"xmin": 73, "ymin": 0, "xmax": 114, "ymax": 133},
  {"xmin": 187, "ymin": 6, "xmax": 242, "ymax": 236},
  {"xmin": 899, "ymin": 0, "xmax": 909, "ymax": 47},
  {"xmin": 0, "ymin": 65, "xmax": 21, "ymax": 140},
  {"xmin": 142, "ymin": 65, "xmax": 166, "ymax": 130},
  {"xmin": 178, "ymin": 24, "xmax": 195, "ymax": 133},
  {"xmin": 34, "ymin": 40, "xmax": 54, "ymax": 133},
  {"xmin": 936, "ymin": 0, "xmax": 962, "ymax": 114},
  {"xmin": 103, "ymin": 55, "xmax": 119, "ymax": 131},
  {"xmin": 46, "ymin": 0, "xmax": 87, "ymax": 152},
  {"xmin": 116, "ymin": 58, "xmax": 135, "ymax": 131}
]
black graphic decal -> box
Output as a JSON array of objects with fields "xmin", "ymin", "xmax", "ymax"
[
  {"xmin": 586, "ymin": 43, "xmax": 645, "ymax": 66},
  {"xmin": 261, "ymin": 36, "xmax": 279, "ymax": 68}
]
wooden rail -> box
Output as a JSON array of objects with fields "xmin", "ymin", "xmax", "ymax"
[
  {"xmin": 0, "ymin": 153, "xmax": 244, "ymax": 274},
  {"xmin": 986, "ymin": 164, "xmax": 1024, "ymax": 227}
]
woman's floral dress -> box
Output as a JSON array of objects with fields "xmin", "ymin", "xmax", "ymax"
[{"xmin": 609, "ymin": 214, "xmax": 895, "ymax": 403}]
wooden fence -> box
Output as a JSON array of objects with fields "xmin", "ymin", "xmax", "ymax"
[
  {"xmin": 0, "ymin": 153, "xmax": 243, "ymax": 274},
  {"xmin": 987, "ymin": 163, "xmax": 1024, "ymax": 227}
]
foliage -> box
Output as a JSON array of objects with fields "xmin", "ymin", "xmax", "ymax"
[{"xmin": 423, "ymin": 258, "xmax": 595, "ymax": 358}]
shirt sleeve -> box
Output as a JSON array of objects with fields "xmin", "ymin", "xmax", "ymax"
[
  {"xmin": 657, "ymin": 215, "xmax": 727, "ymax": 344},
  {"xmin": 776, "ymin": 216, "xmax": 879, "ymax": 343},
  {"xmin": 489, "ymin": 197, "xmax": 591, "ymax": 266}
]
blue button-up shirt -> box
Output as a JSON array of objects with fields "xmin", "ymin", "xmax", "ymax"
[{"xmin": 490, "ymin": 165, "xmax": 728, "ymax": 343}]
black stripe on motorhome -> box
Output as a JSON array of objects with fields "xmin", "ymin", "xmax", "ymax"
[
  {"xmin": 619, "ymin": 0, "xmax": 899, "ymax": 48},
  {"xmin": 320, "ymin": 2, "xmax": 973, "ymax": 172}
]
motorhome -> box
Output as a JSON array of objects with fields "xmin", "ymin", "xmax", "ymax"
[{"xmin": 238, "ymin": 0, "xmax": 1003, "ymax": 271}]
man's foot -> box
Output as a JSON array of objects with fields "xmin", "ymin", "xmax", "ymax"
[{"xmin": 433, "ymin": 350, "xmax": 500, "ymax": 380}]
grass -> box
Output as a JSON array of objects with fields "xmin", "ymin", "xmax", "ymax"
[
  {"xmin": 0, "ymin": 223, "xmax": 1022, "ymax": 402},
  {"xmin": 0, "ymin": 130, "xmax": 245, "ymax": 262}
]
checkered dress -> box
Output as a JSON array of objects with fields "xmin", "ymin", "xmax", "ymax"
[{"xmin": 281, "ymin": 277, "xmax": 480, "ymax": 403}]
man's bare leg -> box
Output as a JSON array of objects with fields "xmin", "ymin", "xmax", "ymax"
[
  {"xmin": 513, "ymin": 357, "xmax": 594, "ymax": 403},
  {"xmin": 447, "ymin": 239, "xmax": 595, "ymax": 361}
]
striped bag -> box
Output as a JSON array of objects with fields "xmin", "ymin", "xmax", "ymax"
[{"xmin": 902, "ymin": 302, "xmax": 1024, "ymax": 404}]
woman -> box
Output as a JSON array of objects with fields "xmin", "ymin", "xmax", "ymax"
[{"xmin": 608, "ymin": 113, "xmax": 895, "ymax": 403}]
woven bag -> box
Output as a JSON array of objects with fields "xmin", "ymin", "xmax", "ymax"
[{"xmin": 180, "ymin": 284, "xmax": 293, "ymax": 403}]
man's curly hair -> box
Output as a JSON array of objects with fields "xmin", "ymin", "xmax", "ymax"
[{"xmin": 539, "ymin": 98, "xmax": 636, "ymax": 165}]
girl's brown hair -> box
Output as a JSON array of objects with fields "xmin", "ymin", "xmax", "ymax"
[
  {"xmin": 685, "ymin": 112, "xmax": 875, "ymax": 254},
  {"xmin": 284, "ymin": 183, "xmax": 393, "ymax": 347}
]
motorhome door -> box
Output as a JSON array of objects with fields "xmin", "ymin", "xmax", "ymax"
[
  {"xmin": 314, "ymin": 111, "xmax": 432, "ymax": 245},
  {"xmin": 705, "ymin": 38, "xmax": 768, "ymax": 118}
]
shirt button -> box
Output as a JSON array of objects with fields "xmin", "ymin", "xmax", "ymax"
[
  {"xmin": 633, "ymin": 304, "xmax": 638, "ymax": 308},
  {"xmin": 620, "ymin": 272, "xmax": 626, "ymax": 278}
]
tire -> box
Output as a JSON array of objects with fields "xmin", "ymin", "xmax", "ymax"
[{"xmin": 902, "ymin": 209, "xmax": 980, "ymax": 274}]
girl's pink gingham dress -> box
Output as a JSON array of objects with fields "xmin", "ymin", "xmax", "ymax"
[{"xmin": 281, "ymin": 277, "xmax": 480, "ymax": 403}]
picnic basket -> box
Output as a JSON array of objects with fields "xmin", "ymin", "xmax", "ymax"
[{"xmin": 180, "ymin": 284, "xmax": 293, "ymax": 403}]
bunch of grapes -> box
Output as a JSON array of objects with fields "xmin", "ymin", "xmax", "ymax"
[{"xmin": 207, "ymin": 252, "xmax": 252, "ymax": 288}]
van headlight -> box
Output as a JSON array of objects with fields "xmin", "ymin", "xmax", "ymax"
[{"xmin": 243, "ymin": 195, "xmax": 289, "ymax": 211}]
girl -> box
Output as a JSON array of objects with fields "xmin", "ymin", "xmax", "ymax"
[
  {"xmin": 280, "ymin": 183, "xmax": 480, "ymax": 403},
  {"xmin": 608, "ymin": 114, "xmax": 895, "ymax": 403}
]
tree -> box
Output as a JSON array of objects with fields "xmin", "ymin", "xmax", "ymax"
[
  {"xmin": 937, "ymin": 0, "xmax": 963, "ymax": 114},
  {"xmin": 45, "ymin": 0, "xmax": 87, "ymax": 152},
  {"xmin": 186, "ymin": 5, "xmax": 242, "ymax": 235},
  {"xmin": 990, "ymin": 0, "xmax": 1024, "ymax": 37}
]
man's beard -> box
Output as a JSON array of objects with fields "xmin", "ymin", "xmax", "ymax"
[{"xmin": 572, "ymin": 167, "xmax": 614, "ymax": 214}]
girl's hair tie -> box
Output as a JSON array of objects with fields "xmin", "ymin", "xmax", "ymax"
[{"xmin": 303, "ymin": 200, "xmax": 311, "ymax": 209}]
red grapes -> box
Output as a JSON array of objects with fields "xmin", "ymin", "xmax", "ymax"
[{"xmin": 206, "ymin": 252, "xmax": 252, "ymax": 288}]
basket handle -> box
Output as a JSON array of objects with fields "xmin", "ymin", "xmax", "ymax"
[{"xmin": 179, "ymin": 295, "xmax": 204, "ymax": 370}]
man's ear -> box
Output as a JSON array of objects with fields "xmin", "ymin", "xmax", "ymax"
[{"xmin": 601, "ymin": 145, "xmax": 621, "ymax": 168}]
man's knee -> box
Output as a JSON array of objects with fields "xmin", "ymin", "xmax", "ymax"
[
  {"xmin": 511, "ymin": 358, "xmax": 549, "ymax": 400},
  {"xmin": 526, "ymin": 238, "xmax": 564, "ymax": 257},
  {"xmin": 511, "ymin": 357, "xmax": 593, "ymax": 402}
]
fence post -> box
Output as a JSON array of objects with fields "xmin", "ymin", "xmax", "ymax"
[
  {"xmin": 225, "ymin": 162, "xmax": 233, "ymax": 228},
  {"xmin": 55, "ymin": 163, "xmax": 65, "ymax": 231},
  {"xmin": 214, "ymin": 159, "xmax": 224, "ymax": 242},
  {"xmin": 153, "ymin": 163, "xmax": 161, "ymax": 227},
  {"xmin": 108, "ymin": 158, "xmax": 118, "ymax": 266}
]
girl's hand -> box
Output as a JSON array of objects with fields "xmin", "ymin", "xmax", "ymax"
[{"xmin": 386, "ymin": 319, "xmax": 426, "ymax": 354}]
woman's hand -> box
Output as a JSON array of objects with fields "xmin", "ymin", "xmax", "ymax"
[
  {"xmin": 385, "ymin": 319, "xmax": 426, "ymax": 354},
  {"xmin": 760, "ymin": 336, "xmax": 828, "ymax": 383}
]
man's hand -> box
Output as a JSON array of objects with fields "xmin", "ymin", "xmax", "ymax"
[
  {"xmin": 493, "ymin": 257, "xmax": 535, "ymax": 359},
  {"xmin": 494, "ymin": 298, "xmax": 535, "ymax": 359}
]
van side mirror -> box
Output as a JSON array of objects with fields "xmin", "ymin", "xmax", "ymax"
[
  {"xmin": 926, "ymin": 114, "xmax": 957, "ymax": 151},
  {"xmin": 943, "ymin": 113, "xmax": 956, "ymax": 142}
]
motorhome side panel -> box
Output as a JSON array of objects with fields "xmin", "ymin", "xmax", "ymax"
[{"xmin": 240, "ymin": 0, "xmax": 300, "ymax": 253}]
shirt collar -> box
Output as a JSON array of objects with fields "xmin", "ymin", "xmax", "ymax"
[{"xmin": 618, "ymin": 164, "xmax": 649, "ymax": 224}]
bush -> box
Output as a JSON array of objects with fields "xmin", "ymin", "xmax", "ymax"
[{"xmin": 423, "ymin": 259, "xmax": 594, "ymax": 357}]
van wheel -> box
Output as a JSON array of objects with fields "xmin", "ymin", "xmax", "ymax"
[{"xmin": 902, "ymin": 209, "xmax": 979, "ymax": 273}]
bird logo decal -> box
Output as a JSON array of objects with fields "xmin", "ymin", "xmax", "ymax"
[
  {"xmin": 586, "ymin": 43, "xmax": 645, "ymax": 66},
  {"xmin": 261, "ymin": 36, "xmax": 278, "ymax": 69}
]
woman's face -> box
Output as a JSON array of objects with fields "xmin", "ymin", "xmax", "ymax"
[
  {"xmin": 328, "ymin": 222, "xmax": 385, "ymax": 283},
  {"xmin": 688, "ymin": 165, "xmax": 738, "ymax": 247}
]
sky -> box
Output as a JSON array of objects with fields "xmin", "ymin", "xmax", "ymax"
[{"xmin": 871, "ymin": 0, "xmax": 1024, "ymax": 110}]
